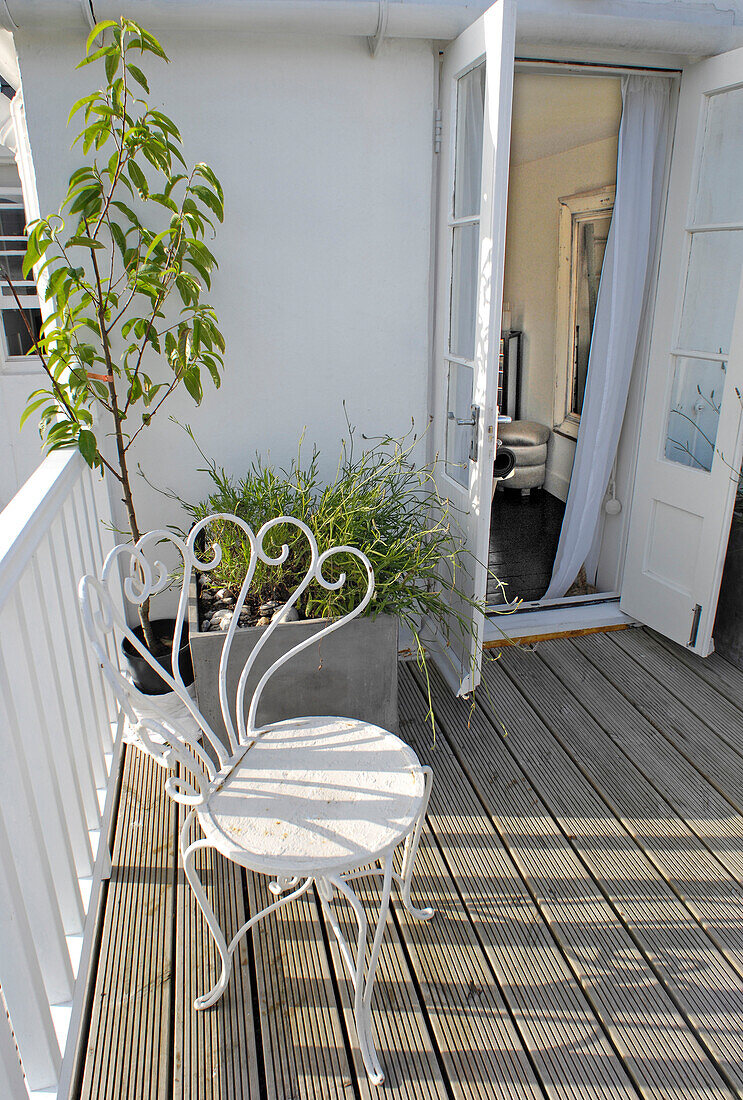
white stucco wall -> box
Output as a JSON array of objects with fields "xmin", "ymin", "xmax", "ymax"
[
  {"xmin": 12, "ymin": 27, "xmax": 435, "ymax": 532},
  {"xmin": 503, "ymin": 134, "xmax": 619, "ymax": 500},
  {"xmin": 0, "ymin": 149, "xmax": 44, "ymax": 509}
]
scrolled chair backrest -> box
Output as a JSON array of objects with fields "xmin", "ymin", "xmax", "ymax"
[{"xmin": 79, "ymin": 514, "xmax": 375, "ymax": 805}]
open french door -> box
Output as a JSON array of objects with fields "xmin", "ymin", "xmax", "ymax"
[
  {"xmin": 621, "ymin": 47, "xmax": 743, "ymax": 656},
  {"xmin": 427, "ymin": 0, "xmax": 515, "ymax": 695}
]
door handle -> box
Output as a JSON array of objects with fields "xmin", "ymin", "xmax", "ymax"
[{"xmin": 448, "ymin": 404, "xmax": 480, "ymax": 461}]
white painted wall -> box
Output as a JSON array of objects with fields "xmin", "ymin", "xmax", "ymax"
[
  {"xmin": 0, "ymin": 148, "xmax": 44, "ymax": 509},
  {"xmin": 12, "ymin": 27, "xmax": 435, "ymax": 533},
  {"xmin": 0, "ymin": 367, "xmax": 45, "ymax": 508},
  {"xmin": 503, "ymin": 134, "xmax": 619, "ymax": 500}
]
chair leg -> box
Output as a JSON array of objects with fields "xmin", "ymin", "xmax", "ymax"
[
  {"xmin": 322, "ymin": 857, "xmax": 395, "ymax": 1086},
  {"xmin": 180, "ymin": 813, "xmax": 232, "ymax": 1010},
  {"xmin": 398, "ymin": 765, "xmax": 435, "ymax": 920},
  {"xmin": 181, "ymin": 815, "xmax": 315, "ymax": 1011}
]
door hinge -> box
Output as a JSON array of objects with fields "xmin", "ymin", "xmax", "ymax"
[
  {"xmin": 688, "ymin": 604, "xmax": 702, "ymax": 648},
  {"xmin": 434, "ymin": 109, "xmax": 442, "ymax": 154}
]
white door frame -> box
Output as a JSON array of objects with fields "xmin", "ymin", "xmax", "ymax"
[
  {"xmin": 427, "ymin": 0, "xmax": 516, "ymax": 695},
  {"xmin": 482, "ymin": 59, "xmax": 679, "ymax": 637}
]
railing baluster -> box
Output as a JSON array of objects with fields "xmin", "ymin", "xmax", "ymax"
[
  {"xmin": 12, "ymin": 591, "xmax": 93, "ymax": 895},
  {"xmin": 59, "ymin": 509, "xmax": 109, "ymax": 778},
  {"xmin": 30, "ymin": 557, "xmax": 95, "ymax": 876},
  {"xmin": 0, "ymin": 805, "xmax": 61, "ymax": 1091},
  {"xmin": 67, "ymin": 489, "xmax": 116, "ymax": 756},
  {"xmin": 0, "ymin": 651, "xmax": 73, "ymax": 1003},
  {"xmin": 0, "ymin": 996, "xmax": 29, "ymax": 1100},
  {"xmin": 78, "ymin": 476, "xmax": 120, "ymax": 732},
  {"xmin": 37, "ymin": 527, "xmax": 100, "ymax": 829},
  {"xmin": 2, "ymin": 602, "xmax": 85, "ymax": 935}
]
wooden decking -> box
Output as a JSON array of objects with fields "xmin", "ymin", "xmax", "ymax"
[{"xmin": 74, "ymin": 627, "xmax": 743, "ymax": 1100}]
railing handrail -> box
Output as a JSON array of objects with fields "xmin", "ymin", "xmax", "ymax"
[{"xmin": 0, "ymin": 449, "xmax": 84, "ymax": 610}]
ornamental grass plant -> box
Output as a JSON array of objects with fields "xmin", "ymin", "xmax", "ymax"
[{"xmin": 177, "ymin": 424, "xmax": 479, "ymax": 649}]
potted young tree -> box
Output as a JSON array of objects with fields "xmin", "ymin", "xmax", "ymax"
[{"xmin": 15, "ymin": 18, "xmax": 225, "ymax": 691}]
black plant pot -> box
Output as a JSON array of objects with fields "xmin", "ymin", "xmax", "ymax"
[{"xmin": 121, "ymin": 617, "xmax": 194, "ymax": 695}]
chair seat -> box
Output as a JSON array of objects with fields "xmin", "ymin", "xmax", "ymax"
[
  {"xmin": 498, "ymin": 419, "xmax": 550, "ymax": 447},
  {"xmin": 199, "ymin": 716, "xmax": 426, "ymax": 877}
]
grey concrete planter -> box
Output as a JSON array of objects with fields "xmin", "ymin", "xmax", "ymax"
[
  {"xmin": 713, "ymin": 514, "xmax": 743, "ymax": 670},
  {"xmin": 188, "ymin": 579, "xmax": 398, "ymax": 747}
]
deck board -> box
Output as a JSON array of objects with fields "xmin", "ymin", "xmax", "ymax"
[
  {"xmin": 77, "ymin": 747, "xmax": 176, "ymax": 1100},
  {"xmin": 247, "ymin": 870, "xmax": 354, "ymax": 1100},
  {"xmin": 485, "ymin": 644, "xmax": 743, "ymax": 1095},
  {"xmin": 535, "ymin": 637, "xmax": 743, "ymax": 885},
  {"xmin": 575, "ymin": 632, "xmax": 743, "ymax": 815},
  {"xmin": 398, "ymin": 669, "xmax": 636, "ymax": 1100},
  {"xmin": 648, "ymin": 631, "xmax": 743, "ymax": 710},
  {"xmin": 612, "ymin": 630, "xmax": 743, "ymax": 753},
  {"xmin": 76, "ymin": 629, "xmax": 743, "ymax": 1100},
  {"xmin": 173, "ymin": 812, "xmax": 261, "ymax": 1100},
  {"xmin": 416, "ymin": 661, "xmax": 735, "ymax": 1100}
]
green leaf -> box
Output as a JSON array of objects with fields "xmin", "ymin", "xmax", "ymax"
[
  {"xmin": 127, "ymin": 63, "xmax": 149, "ymax": 93},
  {"xmin": 65, "ymin": 235, "xmax": 106, "ymax": 250},
  {"xmin": 149, "ymin": 192, "xmax": 178, "ymax": 214},
  {"xmin": 183, "ymin": 367, "xmax": 202, "ymax": 404},
  {"xmin": 195, "ymin": 163, "xmax": 224, "ymax": 204},
  {"xmin": 127, "ymin": 160, "xmax": 149, "ymax": 197},
  {"xmin": 110, "ymin": 200, "xmax": 142, "ymax": 227},
  {"xmin": 201, "ymin": 354, "xmax": 221, "ymax": 389},
  {"xmin": 105, "ymin": 49, "xmax": 119, "ymax": 84},
  {"xmin": 85, "ymin": 19, "xmax": 118, "ymax": 55},
  {"xmin": 19, "ymin": 396, "xmax": 49, "ymax": 430},
  {"xmin": 148, "ymin": 109, "xmax": 181, "ymax": 141},
  {"xmin": 67, "ymin": 93, "xmax": 99, "ymax": 125},
  {"xmin": 23, "ymin": 226, "xmax": 51, "ymax": 276},
  {"xmin": 77, "ymin": 428, "xmax": 98, "ymax": 466},
  {"xmin": 110, "ymin": 221, "xmax": 128, "ymax": 257},
  {"xmin": 77, "ymin": 44, "xmax": 115, "ymax": 69},
  {"xmin": 132, "ymin": 26, "xmax": 168, "ymax": 60},
  {"xmin": 127, "ymin": 373, "xmax": 143, "ymax": 403},
  {"xmin": 192, "ymin": 184, "xmax": 223, "ymax": 223}
]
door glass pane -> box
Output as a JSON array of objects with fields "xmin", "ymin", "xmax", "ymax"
[
  {"xmin": 695, "ymin": 87, "xmax": 743, "ymax": 225},
  {"xmin": 446, "ymin": 359, "xmax": 473, "ymax": 486},
  {"xmin": 2, "ymin": 307, "xmax": 42, "ymax": 357},
  {"xmin": 450, "ymin": 223, "xmax": 479, "ymax": 359},
  {"xmin": 572, "ymin": 212, "xmax": 612, "ymax": 416},
  {"xmin": 677, "ymin": 229, "xmax": 743, "ymax": 355},
  {"xmin": 0, "ymin": 202, "xmax": 25, "ymax": 238},
  {"xmin": 664, "ymin": 355, "xmax": 726, "ymax": 472},
  {"xmin": 454, "ymin": 63, "xmax": 486, "ymax": 219}
]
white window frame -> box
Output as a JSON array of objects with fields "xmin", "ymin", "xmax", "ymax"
[
  {"xmin": 0, "ymin": 184, "xmax": 41, "ymax": 373},
  {"xmin": 553, "ymin": 184, "xmax": 615, "ymax": 439}
]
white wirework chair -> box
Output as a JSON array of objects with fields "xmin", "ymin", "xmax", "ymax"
[{"xmin": 79, "ymin": 515, "xmax": 433, "ymax": 1085}]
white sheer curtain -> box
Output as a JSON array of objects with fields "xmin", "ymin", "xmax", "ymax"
[{"xmin": 544, "ymin": 75, "xmax": 672, "ymax": 599}]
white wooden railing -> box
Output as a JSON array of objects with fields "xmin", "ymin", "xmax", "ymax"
[{"xmin": 0, "ymin": 449, "xmax": 123, "ymax": 1099}]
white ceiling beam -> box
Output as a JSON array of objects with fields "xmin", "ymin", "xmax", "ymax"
[{"xmin": 1, "ymin": 0, "xmax": 742, "ymax": 58}]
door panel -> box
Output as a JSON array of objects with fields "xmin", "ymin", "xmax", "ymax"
[
  {"xmin": 621, "ymin": 48, "xmax": 743, "ymax": 654},
  {"xmin": 427, "ymin": 0, "xmax": 515, "ymax": 694}
]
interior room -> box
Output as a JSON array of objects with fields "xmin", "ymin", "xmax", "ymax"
[{"xmin": 488, "ymin": 69, "xmax": 623, "ymax": 605}]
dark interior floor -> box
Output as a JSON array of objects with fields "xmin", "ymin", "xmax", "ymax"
[{"xmin": 487, "ymin": 486, "xmax": 565, "ymax": 605}]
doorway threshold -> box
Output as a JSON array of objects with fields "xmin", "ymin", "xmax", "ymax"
[{"xmin": 484, "ymin": 594, "xmax": 635, "ymax": 647}]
